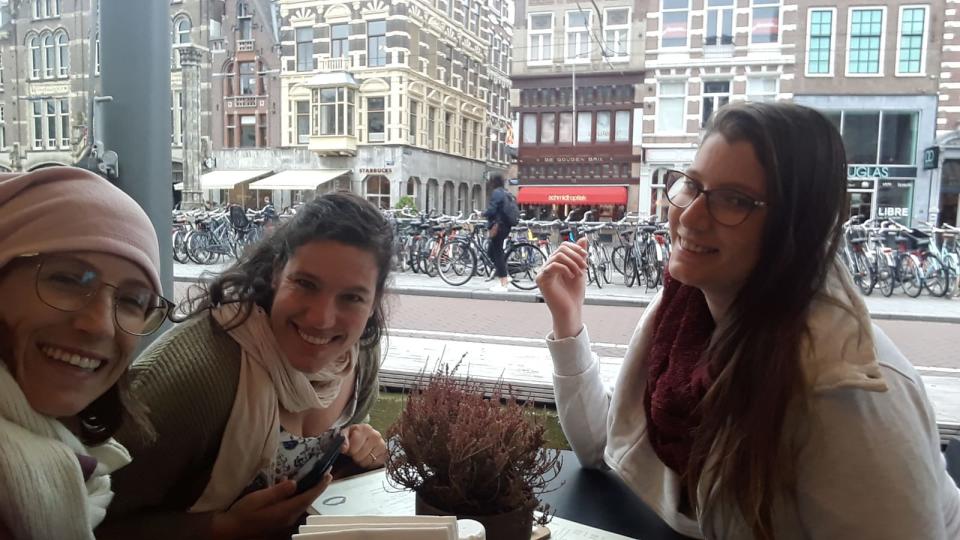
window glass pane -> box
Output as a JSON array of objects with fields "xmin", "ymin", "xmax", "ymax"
[
  {"xmin": 531, "ymin": 14, "xmax": 551, "ymax": 30},
  {"xmin": 606, "ymin": 8, "xmax": 628, "ymax": 25},
  {"xmin": 596, "ymin": 111, "xmax": 611, "ymax": 141},
  {"xmin": 576, "ymin": 111, "xmax": 592, "ymax": 142},
  {"xmin": 367, "ymin": 97, "xmax": 385, "ymax": 140},
  {"xmin": 808, "ymin": 10, "xmax": 833, "ymax": 74},
  {"xmin": 849, "ymin": 9, "xmax": 882, "ymax": 74},
  {"xmin": 898, "ymin": 8, "xmax": 925, "ymax": 74},
  {"xmin": 615, "ymin": 110, "xmax": 630, "ymax": 142},
  {"xmin": 663, "ymin": 0, "xmax": 688, "ymax": 9},
  {"xmin": 880, "ymin": 112, "xmax": 917, "ymax": 165},
  {"xmin": 296, "ymin": 27, "xmax": 313, "ymax": 71},
  {"xmin": 558, "ymin": 112, "xmax": 573, "ymax": 143},
  {"xmin": 522, "ymin": 113, "xmax": 537, "ymax": 144},
  {"xmin": 843, "ymin": 112, "xmax": 880, "ymax": 164},
  {"xmin": 540, "ymin": 113, "xmax": 555, "ymax": 144},
  {"xmin": 661, "ymin": 11, "xmax": 688, "ymax": 47},
  {"xmin": 751, "ymin": 5, "xmax": 779, "ymax": 43}
]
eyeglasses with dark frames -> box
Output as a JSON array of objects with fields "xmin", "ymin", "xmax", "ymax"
[{"xmin": 653, "ymin": 168, "xmax": 768, "ymax": 227}]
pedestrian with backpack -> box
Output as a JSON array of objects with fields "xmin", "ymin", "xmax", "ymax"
[{"xmin": 482, "ymin": 174, "xmax": 519, "ymax": 292}]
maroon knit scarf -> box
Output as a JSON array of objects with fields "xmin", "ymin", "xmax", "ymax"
[{"xmin": 643, "ymin": 269, "xmax": 716, "ymax": 476}]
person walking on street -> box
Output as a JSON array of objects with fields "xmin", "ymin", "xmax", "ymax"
[{"xmin": 482, "ymin": 175, "xmax": 513, "ymax": 292}]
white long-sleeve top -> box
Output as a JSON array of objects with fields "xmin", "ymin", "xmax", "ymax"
[{"xmin": 547, "ymin": 267, "xmax": 960, "ymax": 539}]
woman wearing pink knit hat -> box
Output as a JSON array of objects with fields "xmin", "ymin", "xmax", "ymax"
[{"xmin": 0, "ymin": 166, "xmax": 171, "ymax": 539}]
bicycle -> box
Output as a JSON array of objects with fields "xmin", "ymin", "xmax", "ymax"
[{"xmin": 435, "ymin": 220, "xmax": 546, "ymax": 290}]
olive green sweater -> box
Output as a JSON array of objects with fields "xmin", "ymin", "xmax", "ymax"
[{"xmin": 104, "ymin": 313, "xmax": 380, "ymax": 522}]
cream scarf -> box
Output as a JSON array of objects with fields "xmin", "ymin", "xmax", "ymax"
[
  {"xmin": 190, "ymin": 303, "xmax": 357, "ymax": 512},
  {"xmin": 0, "ymin": 363, "xmax": 131, "ymax": 539}
]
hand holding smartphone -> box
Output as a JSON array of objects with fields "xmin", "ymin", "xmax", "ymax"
[{"xmin": 295, "ymin": 433, "xmax": 345, "ymax": 495}]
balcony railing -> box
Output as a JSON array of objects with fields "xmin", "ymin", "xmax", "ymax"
[
  {"xmin": 226, "ymin": 95, "xmax": 263, "ymax": 109},
  {"xmin": 317, "ymin": 56, "xmax": 352, "ymax": 72},
  {"xmin": 237, "ymin": 39, "xmax": 255, "ymax": 52}
]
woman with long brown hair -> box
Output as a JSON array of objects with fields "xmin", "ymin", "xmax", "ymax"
[{"xmin": 537, "ymin": 102, "xmax": 960, "ymax": 539}]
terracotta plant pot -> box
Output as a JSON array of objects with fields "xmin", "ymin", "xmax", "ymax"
[{"xmin": 415, "ymin": 492, "xmax": 534, "ymax": 540}]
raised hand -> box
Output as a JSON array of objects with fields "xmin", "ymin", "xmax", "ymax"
[{"xmin": 536, "ymin": 239, "xmax": 589, "ymax": 339}]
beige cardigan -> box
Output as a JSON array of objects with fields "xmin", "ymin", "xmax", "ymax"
[{"xmin": 548, "ymin": 266, "xmax": 960, "ymax": 539}]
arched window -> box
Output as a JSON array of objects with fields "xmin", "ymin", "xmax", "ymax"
[
  {"xmin": 175, "ymin": 17, "xmax": 192, "ymax": 45},
  {"xmin": 55, "ymin": 31, "xmax": 69, "ymax": 77},
  {"xmin": 42, "ymin": 33, "xmax": 54, "ymax": 78},
  {"xmin": 28, "ymin": 35, "xmax": 41, "ymax": 79},
  {"xmin": 171, "ymin": 15, "xmax": 192, "ymax": 68}
]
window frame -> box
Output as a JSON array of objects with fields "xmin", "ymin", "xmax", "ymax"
[
  {"xmin": 655, "ymin": 80, "xmax": 687, "ymax": 134},
  {"xmin": 331, "ymin": 23, "xmax": 349, "ymax": 59},
  {"xmin": 659, "ymin": 0, "xmax": 690, "ymax": 49},
  {"xmin": 42, "ymin": 32, "xmax": 55, "ymax": 79},
  {"xmin": 366, "ymin": 95, "xmax": 386, "ymax": 142},
  {"xmin": 54, "ymin": 30, "xmax": 69, "ymax": 78},
  {"xmin": 701, "ymin": 80, "xmax": 731, "ymax": 126},
  {"xmin": 895, "ymin": 4, "xmax": 928, "ymax": 77},
  {"xmin": 28, "ymin": 35, "xmax": 41, "ymax": 79},
  {"xmin": 603, "ymin": 7, "xmax": 631, "ymax": 62},
  {"xmin": 409, "ymin": 99, "xmax": 419, "ymax": 145},
  {"xmin": 367, "ymin": 20, "xmax": 387, "ymax": 68},
  {"xmin": 527, "ymin": 13, "xmax": 554, "ymax": 65},
  {"xmin": 295, "ymin": 99, "xmax": 310, "ymax": 144},
  {"xmin": 58, "ymin": 98, "xmax": 69, "ymax": 149},
  {"xmin": 805, "ymin": 7, "xmax": 836, "ymax": 77},
  {"xmin": 845, "ymin": 6, "xmax": 887, "ymax": 77},
  {"xmin": 295, "ymin": 26, "xmax": 314, "ymax": 72},
  {"xmin": 705, "ymin": 0, "xmax": 734, "ymax": 47},
  {"xmin": 565, "ymin": 10, "xmax": 592, "ymax": 64},
  {"xmin": 748, "ymin": 0, "xmax": 781, "ymax": 46},
  {"xmin": 745, "ymin": 76, "xmax": 779, "ymax": 102}
]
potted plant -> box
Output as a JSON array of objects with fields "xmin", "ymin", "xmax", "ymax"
[{"xmin": 385, "ymin": 368, "xmax": 562, "ymax": 539}]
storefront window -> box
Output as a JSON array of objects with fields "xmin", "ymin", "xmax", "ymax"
[
  {"xmin": 596, "ymin": 111, "xmax": 611, "ymax": 142},
  {"xmin": 558, "ymin": 112, "xmax": 573, "ymax": 143},
  {"xmin": 577, "ymin": 111, "xmax": 592, "ymax": 143},
  {"xmin": 614, "ymin": 110, "xmax": 630, "ymax": 142},
  {"xmin": 879, "ymin": 112, "xmax": 917, "ymax": 165},
  {"xmin": 876, "ymin": 179, "xmax": 913, "ymax": 225},
  {"xmin": 842, "ymin": 112, "xmax": 879, "ymax": 164},
  {"xmin": 522, "ymin": 113, "xmax": 537, "ymax": 144},
  {"xmin": 540, "ymin": 113, "xmax": 555, "ymax": 144}
]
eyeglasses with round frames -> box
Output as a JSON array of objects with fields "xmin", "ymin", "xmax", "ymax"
[
  {"xmin": 654, "ymin": 168, "xmax": 768, "ymax": 227},
  {"xmin": 17, "ymin": 253, "xmax": 172, "ymax": 336}
]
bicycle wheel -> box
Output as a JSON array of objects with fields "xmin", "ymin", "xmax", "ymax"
[
  {"xmin": 622, "ymin": 252, "xmax": 637, "ymax": 287},
  {"xmin": 436, "ymin": 240, "xmax": 477, "ymax": 286},
  {"xmin": 611, "ymin": 246, "xmax": 626, "ymax": 276},
  {"xmin": 642, "ymin": 241, "xmax": 661, "ymax": 289},
  {"xmin": 172, "ymin": 229, "xmax": 189, "ymax": 264},
  {"xmin": 851, "ymin": 250, "xmax": 875, "ymax": 296},
  {"xmin": 505, "ymin": 242, "xmax": 545, "ymax": 290},
  {"xmin": 186, "ymin": 230, "xmax": 215, "ymax": 265},
  {"xmin": 921, "ymin": 254, "xmax": 948, "ymax": 297},
  {"xmin": 898, "ymin": 255, "xmax": 923, "ymax": 298},
  {"xmin": 423, "ymin": 238, "xmax": 440, "ymax": 277}
]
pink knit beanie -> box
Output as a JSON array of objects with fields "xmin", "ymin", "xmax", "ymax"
[{"xmin": 0, "ymin": 166, "xmax": 162, "ymax": 294}]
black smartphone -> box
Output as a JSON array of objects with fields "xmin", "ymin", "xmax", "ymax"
[{"xmin": 295, "ymin": 433, "xmax": 345, "ymax": 495}]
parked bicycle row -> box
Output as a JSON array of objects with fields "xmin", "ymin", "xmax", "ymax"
[
  {"xmin": 382, "ymin": 209, "xmax": 673, "ymax": 292},
  {"xmin": 171, "ymin": 205, "xmax": 285, "ymax": 265},
  {"xmin": 841, "ymin": 217, "xmax": 960, "ymax": 299}
]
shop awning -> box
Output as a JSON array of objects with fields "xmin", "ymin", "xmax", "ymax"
[
  {"xmin": 249, "ymin": 169, "xmax": 351, "ymax": 190},
  {"xmin": 517, "ymin": 186, "xmax": 627, "ymax": 205},
  {"xmin": 174, "ymin": 170, "xmax": 271, "ymax": 191}
]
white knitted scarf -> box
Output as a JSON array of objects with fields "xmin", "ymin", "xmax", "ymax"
[
  {"xmin": 191, "ymin": 303, "xmax": 356, "ymax": 512},
  {"xmin": 0, "ymin": 363, "xmax": 131, "ymax": 539}
]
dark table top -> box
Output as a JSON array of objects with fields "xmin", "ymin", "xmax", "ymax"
[{"xmin": 540, "ymin": 450, "xmax": 697, "ymax": 540}]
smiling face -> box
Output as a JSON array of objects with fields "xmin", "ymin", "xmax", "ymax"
[
  {"xmin": 0, "ymin": 253, "xmax": 149, "ymax": 419},
  {"xmin": 269, "ymin": 240, "xmax": 379, "ymax": 374},
  {"xmin": 668, "ymin": 134, "xmax": 769, "ymax": 310}
]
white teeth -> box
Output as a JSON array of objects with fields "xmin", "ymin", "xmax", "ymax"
[
  {"xmin": 297, "ymin": 328, "xmax": 334, "ymax": 346},
  {"xmin": 41, "ymin": 346, "xmax": 103, "ymax": 371},
  {"xmin": 681, "ymin": 238, "xmax": 716, "ymax": 254}
]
